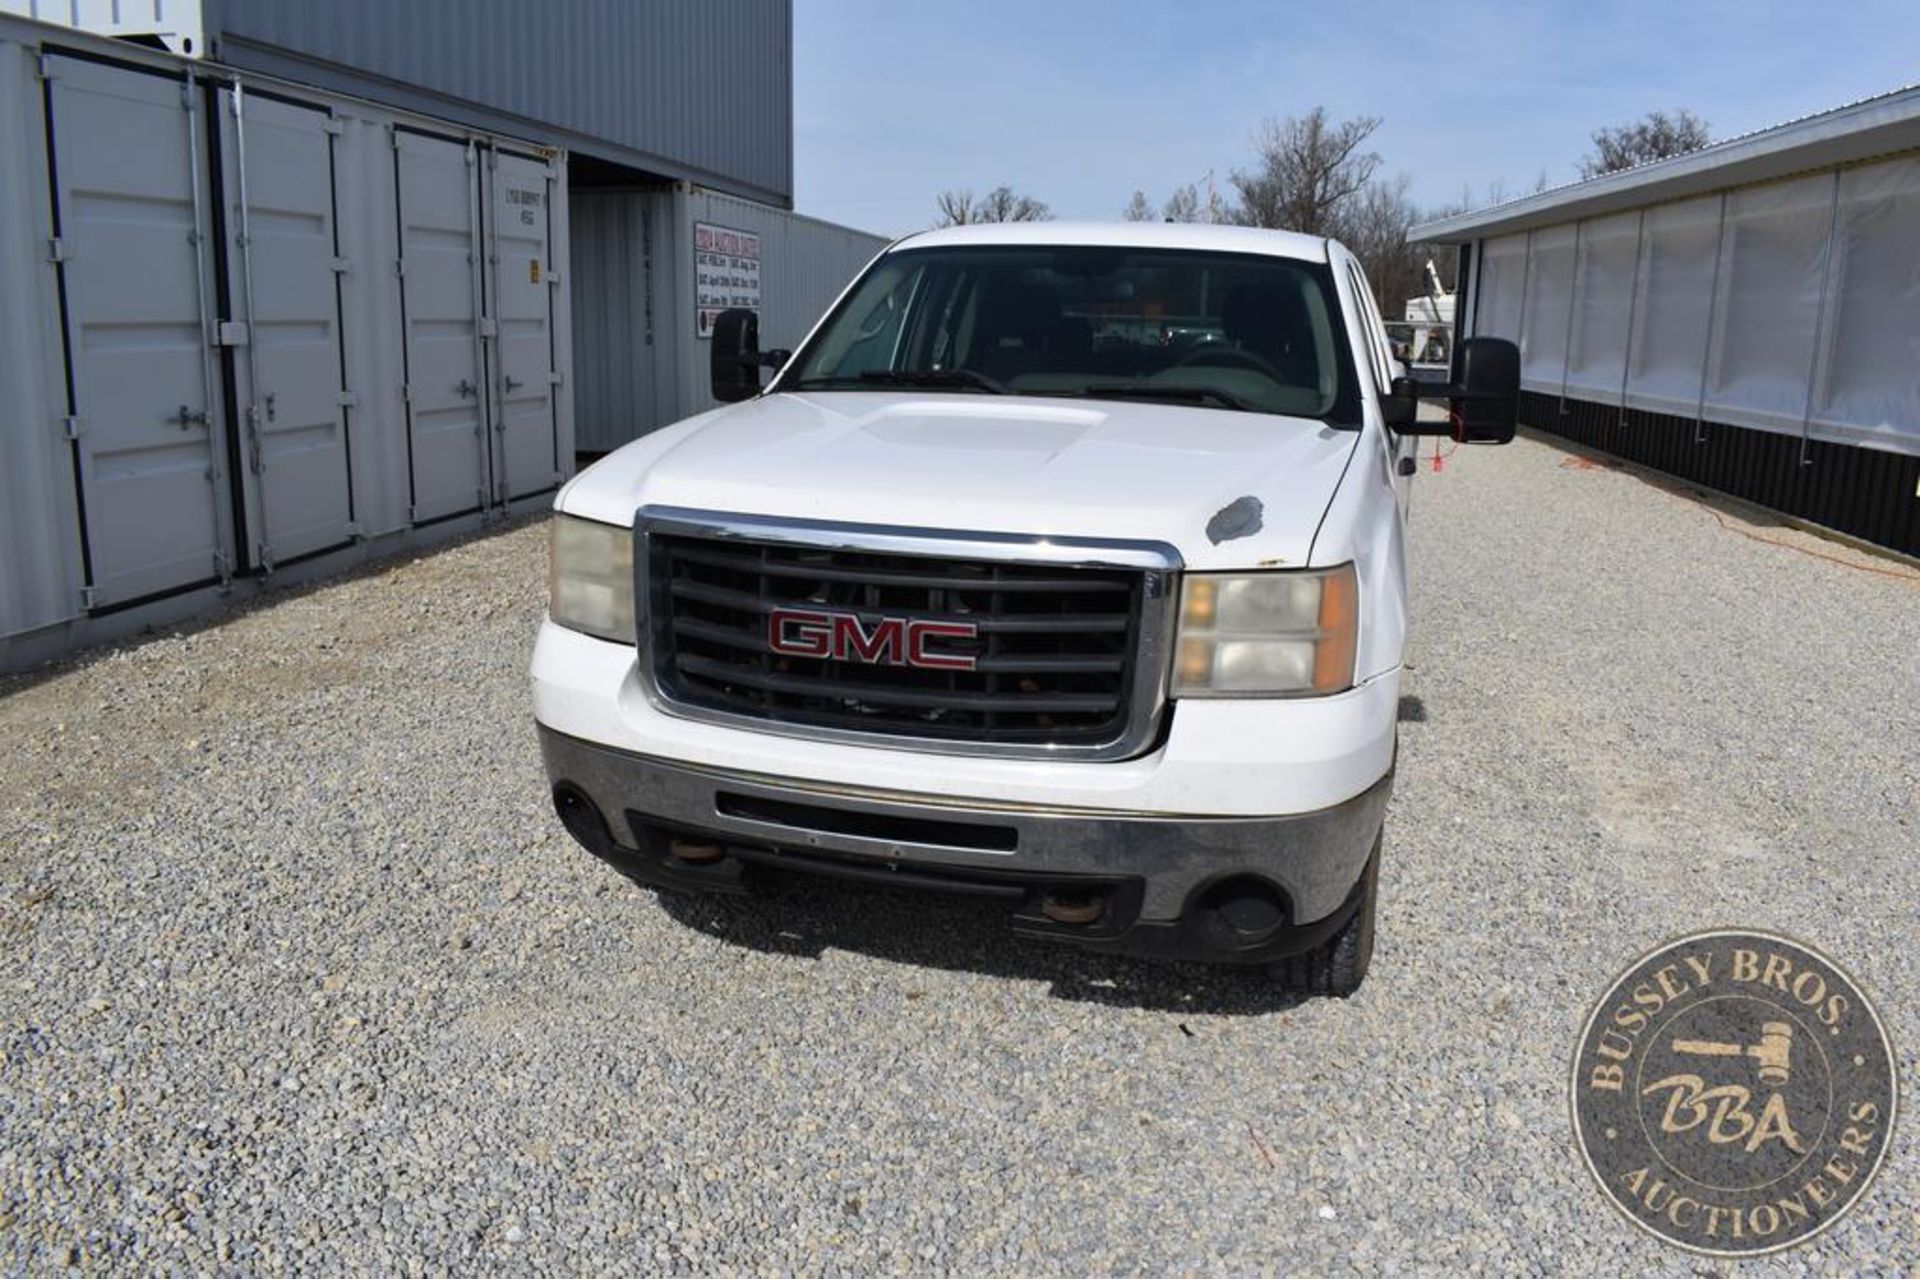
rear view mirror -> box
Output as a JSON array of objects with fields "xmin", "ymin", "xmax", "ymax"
[
  {"xmin": 1389, "ymin": 337, "xmax": 1520, "ymax": 442},
  {"xmin": 710, "ymin": 308, "xmax": 762, "ymax": 403},
  {"xmin": 1449, "ymin": 337, "xmax": 1519, "ymax": 444}
]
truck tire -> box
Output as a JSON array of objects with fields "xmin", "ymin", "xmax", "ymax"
[{"xmin": 1270, "ymin": 832, "xmax": 1379, "ymax": 998}]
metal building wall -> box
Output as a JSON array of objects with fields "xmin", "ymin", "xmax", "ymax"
[
  {"xmin": 570, "ymin": 186, "xmax": 886, "ymax": 453},
  {"xmin": 1, "ymin": 14, "xmax": 573, "ymax": 671},
  {"xmin": 1461, "ymin": 148, "xmax": 1920, "ymax": 556},
  {"xmin": 199, "ymin": 0, "xmax": 794, "ymax": 206}
]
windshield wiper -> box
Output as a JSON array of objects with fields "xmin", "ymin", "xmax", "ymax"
[
  {"xmin": 789, "ymin": 369, "xmax": 1008, "ymax": 394},
  {"xmin": 1072, "ymin": 384, "xmax": 1257, "ymax": 412}
]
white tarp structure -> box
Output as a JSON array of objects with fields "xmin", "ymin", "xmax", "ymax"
[{"xmin": 1470, "ymin": 151, "xmax": 1920, "ymax": 459}]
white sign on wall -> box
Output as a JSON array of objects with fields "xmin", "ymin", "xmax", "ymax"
[{"xmin": 694, "ymin": 222, "xmax": 761, "ymax": 338}]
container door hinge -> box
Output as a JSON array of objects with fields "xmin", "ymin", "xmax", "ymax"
[
  {"xmin": 216, "ymin": 321, "xmax": 250, "ymax": 347},
  {"xmin": 401, "ymin": 383, "xmax": 412, "ymax": 404},
  {"xmin": 35, "ymin": 54, "xmax": 57, "ymax": 81},
  {"xmin": 322, "ymin": 117, "xmax": 344, "ymax": 136},
  {"xmin": 47, "ymin": 237, "xmax": 69, "ymax": 263},
  {"xmin": 78, "ymin": 585, "xmax": 98, "ymax": 610},
  {"xmin": 546, "ymin": 372, "xmax": 564, "ymax": 386},
  {"xmin": 394, "ymin": 258, "xmax": 405, "ymax": 277},
  {"xmin": 335, "ymin": 390, "xmax": 359, "ymax": 407},
  {"xmin": 256, "ymin": 542, "xmax": 275, "ymax": 573},
  {"xmin": 60, "ymin": 415, "xmax": 82, "ymax": 440},
  {"xmin": 343, "ymin": 520, "xmax": 362, "ymax": 538},
  {"xmin": 388, "ymin": 124, "xmax": 401, "ymax": 151},
  {"xmin": 331, "ymin": 256, "xmax": 352, "ymax": 274},
  {"xmin": 212, "ymin": 549, "xmax": 233, "ymax": 583},
  {"xmin": 478, "ymin": 317, "xmax": 498, "ymax": 339}
]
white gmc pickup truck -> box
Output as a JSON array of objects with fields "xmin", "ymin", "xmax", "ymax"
[{"xmin": 532, "ymin": 222, "xmax": 1517, "ymax": 995}]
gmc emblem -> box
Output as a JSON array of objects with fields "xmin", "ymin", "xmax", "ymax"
[{"xmin": 767, "ymin": 607, "xmax": 978, "ymax": 671}]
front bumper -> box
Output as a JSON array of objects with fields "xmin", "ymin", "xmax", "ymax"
[{"xmin": 538, "ymin": 725, "xmax": 1391, "ymax": 965}]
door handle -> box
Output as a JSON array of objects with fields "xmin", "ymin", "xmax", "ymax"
[
  {"xmin": 264, "ymin": 392, "xmax": 277, "ymax": 423},
  {"xmin": 456, "ymin": 378, "xmax": 477, "ymax": 398},
  {"xmin": 504, "ymin": 376, "xmax": 523, "ymax": 392},
  {"xmin": 170, "ymin": 405, "xmax": 210, "ymax": 429}
]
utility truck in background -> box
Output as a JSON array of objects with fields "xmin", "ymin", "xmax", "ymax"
[{"xmin": 532, "ymin": 222, "xmax": 1518, "ymax": 995}]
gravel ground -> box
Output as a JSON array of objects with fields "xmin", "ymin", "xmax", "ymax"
[{"xmin": 2, "ymin": 430, "xmax": 1916, "ymax": 1273}]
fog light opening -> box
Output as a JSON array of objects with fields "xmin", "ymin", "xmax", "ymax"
[
  {"xmin": 552, "ymin": 783, "xmax": 613, "ymax": 856},
  {"xmin": 1196, "ymin": 876, "xmax": 1289, "ymax": 941}
]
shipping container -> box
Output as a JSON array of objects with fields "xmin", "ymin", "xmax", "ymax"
[
  {"xmin": 0, "ymin": 13, "xmax": 572, "ymax": 670},
  {"xmin": 569, "ymin": 186, "xmax": 888, "ymax": 453}
]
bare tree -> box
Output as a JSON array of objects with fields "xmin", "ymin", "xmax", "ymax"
[
  {"xmin": 1579, "ymin": 109, "xmax": 1710, "ymax": 178},
  {"xmin": 1122, "ymin": 190, "xmax": 1154, "ymax": 221},
  {"xmin": 1163, "ymin": 184, "xmax": 1202, "ymax": 223},
  {"xmin": 934, "ymin": 185, "xmax": 1052, "ymax": 227},
  {"xmin": 1157, "ymin": 180, "xmax": 1231, "ymax": 224},
  {"xmin": 1231, "ymin": 109, "xmax": 1383, "ymax": 235},
  {"xmin": 1339, "ymin": 175, "xmax": 1425, "ymax": 314}
]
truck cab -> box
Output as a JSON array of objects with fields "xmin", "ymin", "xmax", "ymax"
[{"xmin": 532, "ymin": 222, "xmax": 1517, "ymax": 995}]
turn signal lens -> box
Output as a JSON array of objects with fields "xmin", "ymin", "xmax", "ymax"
[
  {"xmin": 549, "ymin": 515, "xmax": 636, "ymax": 644},
  {"xmin": 1173, "ymin": 565, "xmax": 1359, "ymax": 697}
]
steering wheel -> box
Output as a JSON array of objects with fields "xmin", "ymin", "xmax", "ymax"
[{"xmin": 1168, "ymin": 342, "xmax": 1289, "ymax": 383}]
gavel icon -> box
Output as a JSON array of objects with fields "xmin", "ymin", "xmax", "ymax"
[{"xmin": 1672, "ymin": 1021, "xmax": 1795, "ymax": 1087}]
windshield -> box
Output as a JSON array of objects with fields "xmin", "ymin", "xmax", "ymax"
[{"xmin": 778, "ymin": 244, "xmax": 1360, "ymax": 424}]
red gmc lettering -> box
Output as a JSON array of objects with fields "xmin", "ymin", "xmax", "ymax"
[
  {"xmin": 907, "ymin": 621, "xmax": 979, "ymax": 671},
  {"xmin": 767, "ymin": 608, "xmax": 976, "ymax": 671},
  {"xmin": 833, "ymin": 614, "xmax": 904, "ymax": 664}
]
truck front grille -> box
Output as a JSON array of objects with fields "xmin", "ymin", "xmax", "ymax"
[{"xmin": 644, "ymin": 524, "xmax": 1166, "ymax": 753}]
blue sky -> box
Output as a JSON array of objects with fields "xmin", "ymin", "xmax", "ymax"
[{"xmin": 793, "ymin": 1, "xmax": 1920, "ymax": 237}]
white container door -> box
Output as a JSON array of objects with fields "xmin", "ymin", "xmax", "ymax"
[
  {"xmin": 46, "ymin": 56, "xmax": 232, "ymax": 607},
  {"xmin": 395, "ymin": 130, "xmax": 489, "ymax": 523},
  {"xmin": 219, "ymin": 87, "xmax": 355, "ymax": 567},
  {"xmin": 485, "ymin": 148, "xmax": 562, "ymax": 501}
]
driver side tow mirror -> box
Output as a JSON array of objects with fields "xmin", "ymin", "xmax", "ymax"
[
  {"xmin": 1384, "ymin": 337, "xmax": 1520, "ymax": 444},
  {"xmin": 708, "ymin": 307, "xmax": 791, "ymax": 403}
]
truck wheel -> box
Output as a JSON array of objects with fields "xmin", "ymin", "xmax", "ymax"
[{"xmin": 1270, "ymin": 833, "xmax": 1379, "ymax": 998}]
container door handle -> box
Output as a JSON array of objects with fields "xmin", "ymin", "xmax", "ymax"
[
  {"xmin": 171, "ymin": 405, "xmax": 210, "ymax": 430},
  {"xmin": 456, "ymin": 378, "xmax": 477, "ymax": 398}
]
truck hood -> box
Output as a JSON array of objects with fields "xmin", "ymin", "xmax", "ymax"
[{"xmin": 560, "ymin": 391, "xmax": 1360, "ymax": 569}]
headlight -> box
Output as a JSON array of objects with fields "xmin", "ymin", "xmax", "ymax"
[
  {"xmin": 1173, "ymin": 564, "xmax": 1358, "ymax": 696},
  {"xmin": 548, "ymin": 514, "xmax": 635, "ymax": 643}
]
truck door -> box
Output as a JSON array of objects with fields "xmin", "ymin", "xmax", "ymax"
[{"xmin": 1344, "ymin": 260, "xmax": 1415, "ymax": 514}]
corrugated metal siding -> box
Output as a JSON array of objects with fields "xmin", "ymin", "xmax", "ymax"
[
  {"xmin": 570, "ymin": 186, "xmax": 886, "ymax": 452},
  {"xmin": 201, "ymin": 0, "xmax": 792, "ymax": 204},
  {"xmin": 678, "ymin": 187, "xmax": 888, "ymax": 417},
  {"xmin": 570, "ymin": 190, "xmax": 679, "ymax": 454}
]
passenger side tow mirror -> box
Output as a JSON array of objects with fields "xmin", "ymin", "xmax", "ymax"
[
  {"xmin": 710, "ymin": 308, "xmax": 790, "ymax": 402},
  {"xmin": 1448, "ymin": 337, "xmax": 1519, "ymax": 444},
  {"xmin": 1389, "ymin": 337, "xmax": 1520, "ymax": 444}
]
